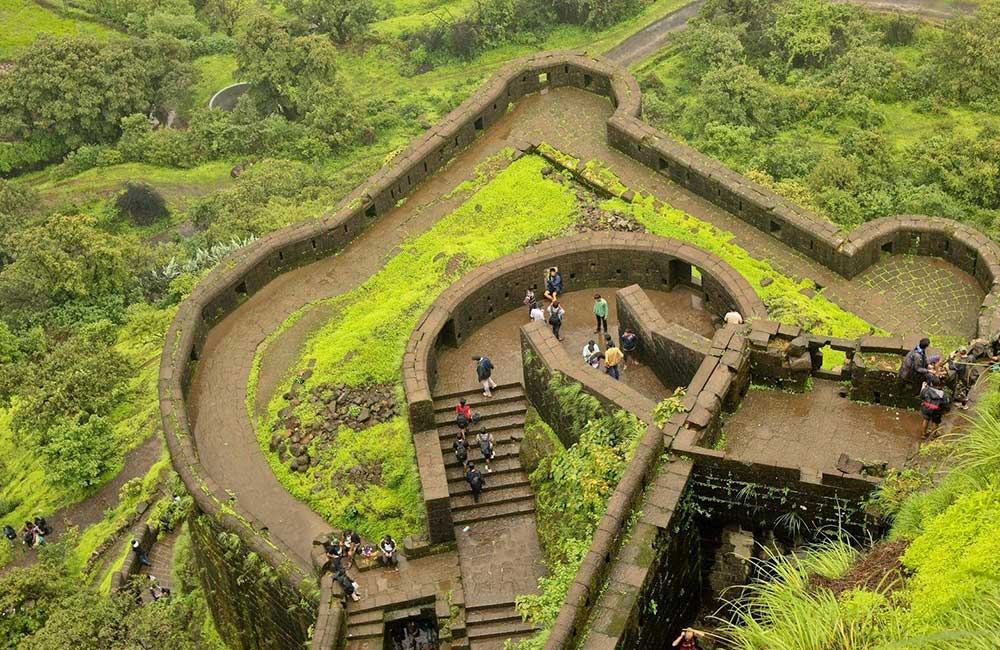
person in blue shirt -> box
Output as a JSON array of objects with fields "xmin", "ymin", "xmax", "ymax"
[{"xmin": 544, "ymin": 267, "xmax": 563, "ymax": 301}]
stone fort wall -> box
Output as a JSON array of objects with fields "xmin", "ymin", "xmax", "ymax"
[{"xmin": 159, "ymin": 49, "xmax": 1000, "ymax": 650}]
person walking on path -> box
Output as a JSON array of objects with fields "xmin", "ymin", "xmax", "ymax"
[
  {"xmin": 620, "ymin": 328, "xmax": 638, "ymax": 369},
  {"xmin": 544, "ymin": 267, "xmax": 563, "ymax": 301},
  {"xmin": 529, "ymin": 301, "xmax": 546, "ymax": 322},
  {"xmin": 465, "ymin": 462, "xmax": 486, "ymax": 503},
  {"xmin": 4, "ymin": 524, "xmax": 16, "ymax": 547},
  {"xmin": 919, "ymin": 376, "xmax": 951, "ymax": 437},
  {"xmin": 548, "ymin": 300, "xmax": 565, "ymax": 341},
  {"xmin": 131, "ymin": 539, "xmax": 150, "ymax": 566},
  {"xmin": 593, "ymin": 294, "xmax": 609, "ymax": 334},
  {"xmin": 455, "ymin": 398, "xmax": 472, "ymax": 423},
  {"xmin": 453, "ymin": 430, "xmax": 469, "ymax": 466},
  {"xmin": 604, "ymin": 342, "xmax": 624, "ymax": 380},
  {"xmin": 900, "ymin": 338, "xmax": 936, "ymax": 393},
  {"xmin": 473, "ymin": 355, "xmax": 497, "ymax": 397}
]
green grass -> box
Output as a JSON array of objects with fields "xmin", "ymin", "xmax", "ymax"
[
  {"xmin": 191, "ymin": 54, "xmax": 239, "ymax": 110},
  {"xmin": 0, "ymin": 0, "xmax": 118, "ymax": 59},
  {"xmin": 251, "ymin": 153, "xmax": 580, "ymax": 539}
]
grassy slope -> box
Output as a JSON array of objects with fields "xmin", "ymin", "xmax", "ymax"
[
  {"xmin": 0, "ymin": 0, "xmax": 117, "ymax": 58},
  {"xmin": 250, "ymin": 154, "xmax": 580, "ymax": 540},
  {"xmin": 191, "ymin": 54, "xmax": 239, "ymax": 109}
]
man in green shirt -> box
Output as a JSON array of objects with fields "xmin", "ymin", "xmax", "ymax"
[{"xmin": 593, "ymin": 293, "xmax": 609, "ymax": 334}]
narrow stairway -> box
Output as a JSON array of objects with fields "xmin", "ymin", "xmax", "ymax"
[{"xmin": 431, "ymin": 383, "xmax": 540, "ymax": 650}]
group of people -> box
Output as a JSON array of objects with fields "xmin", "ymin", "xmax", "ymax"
[
  {"xmin": 453, "ymin": 398, "xmax": 494, "ymax": 503},
  {"xmin": 900, "ymin": 335, "xmax": 999, "ymax": 436},
  {"xmin": 3, "ymin": 516, "xmax": 52, "ymax": 549},
  {"xmin": 323, "ymin": 529, "xmax": 400, "ymax": 602},
  {"xmin": 582, "ymin": 328, "xmax": 638, "ymax": 381},
  {"xmin": 524, "ymin": 267, "xmax": 570, "ymax": 340}
]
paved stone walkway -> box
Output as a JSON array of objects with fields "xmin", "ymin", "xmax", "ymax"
[
  {"xmin": 722, "ymin": 379, "xmax": 923, "ymax": 476},
  {"xmin": 138, "ymin": 528, "xmax": 180, "ymax": 601}
]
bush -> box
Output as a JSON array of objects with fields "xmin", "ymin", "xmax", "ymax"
[
  {"xmin": 40, "ymin": 416, "xmax": 120, "ymax": 488},
  {"xmin": 116, "ymin": 182, "xmax": 169, "ymax": 226}
]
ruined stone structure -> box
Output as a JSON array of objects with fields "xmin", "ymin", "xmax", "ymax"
[{"xmin": 158, "ymin": 50, "xmax": 1000, "ymax": 650}]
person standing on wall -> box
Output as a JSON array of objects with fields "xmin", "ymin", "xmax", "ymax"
[{"xmin": 593, "ymin": 293, "xmax": 609, "ymax": 334}]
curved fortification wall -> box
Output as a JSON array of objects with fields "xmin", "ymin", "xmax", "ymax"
[{"xmin": 159, "ymin": 49, "xmax": 1000, "ymax": 650}]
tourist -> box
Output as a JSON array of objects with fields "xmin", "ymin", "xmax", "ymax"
[
  {"xmin": 529, "ymin": 301, "xmax": 546, "ymax": 322},
  {"xmin": 919, "ymin": 376, "xmax": 950, "ymax": 437},
  {"xmin": 22, "ymin": 521, "xmax": 37, "ymax": 547},
  {"xmin": 453, "ymin": 430, "xmax": 469, "ymax": 466},
  {"xmin": 582, "ymin": 339, "xmax": 600, "ymax": 364},
  {"xmin": 672, "ymin": 628, "xmax": 704, "ymax": 649},
  {"xmin": 149, "ymin": 576, "xmax": 171, "ymax": 601},
  {"xmin": 473, "ymin": 355, "xmax": 497, "ymax": 397},
  {"xmin": 900, "ymin": 338, "xmax": 936, "ymax": 391},
  {"xmin": 620, "ymin": 328, "xmax": 638, "ymax": 368},
  {"xmin": 475, "ymin": 419, "xmax": 496, "ymax": 473},
  {"xmin": 547, "ymin": 300, "xmax": 565, "ymax": 341},
  {"xmin": 3, "ymin": 524, "xmax": 15, "ymax": 547},
  {"xmin": 724, "ymin": 310, "xmax": 743, "ymax": 326},
  {"xmin": 455, "ymin": 398, "xmax": 472, "ymax": 423},
  {"xmin": 335, "ymin": 570, "xmax": 362, "ymax": 602},
  {"xmin": 604, "ymin": 342, "xmax": 624, "ymax": 380},
  {"xmin": 544, "ymin": 267, "xmax": 563, "ymax": 301},
  {"xmin": 27, "ymin": 521, "xmax": 45, "ymax": 546},
  {"xmin": 593, "ymin": 294, "xmax": 609, "ymax": 334},
  {"xmin": 33, "ymin": 515, "xmax": 52, "ymax": 537},
  {"xmin": 523, "ymin": 288, "xmax": 536, "ymax": 318},
  {"xmin": 379, "ymin": 535, "xmax": 398, "ymax": 568},
  {"xmin": 465, "ymin": 462, "xmax": 485, "ymax": 503},
  {"xmin": 131, "ymin": 539, "xmax": 150, "ymax": 566},
  {"xmin": 342, "ymin": 529, "xmax": 362, "ymax": 557}
]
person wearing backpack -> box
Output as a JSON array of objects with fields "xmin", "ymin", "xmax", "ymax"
[
  {"xmin": 547, "ymin": 300, "xmax": 565, "ymax": 341},
  {"xmin": 3, "ymin": 524, "xmax": 16, "ymax": 547},
  {"xmin": 472, "ymin": 355, "xmax": 497, "ymax": 397},
  {"xmin": 453, "ymin": 431, "xmax": 469, "ymax": 466},
  {"xmin": 465, "ymin": 462, "xmax": 486, "ymax": 503},
  {"xmin": 919, "ymin": 376, "xmax": 951, "ymax": 437},
  {"xmin": 474, "ymin": 417, "xmax": 495, "ymax": 473}
]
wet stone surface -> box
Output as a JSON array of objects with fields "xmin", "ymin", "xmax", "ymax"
[{"xmin": 721, "ymin": 379, "xmax": 923, "ymax": 475}]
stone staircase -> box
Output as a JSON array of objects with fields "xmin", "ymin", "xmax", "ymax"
[
  {"xmin": 431, "ymin": 384, "xmax": 540, "ymax": 649},
  {"xmin": 432, "ymin": 384, "xmax": 536, "ymax": 527}
]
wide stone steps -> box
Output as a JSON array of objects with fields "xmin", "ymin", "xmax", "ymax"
[
  {"xmin": 442, "ymin": 437, "xmax": 522, "ymax": 470},
  {"xmin": 446, "ymin": 455, "xmax": 523, "ymax": 481},
  {"xmin": 451, "ymin": 494, "xmax": 536, "ymax": 526},
  {"xmin": 448, "ymin": 469, "xmax": 530, "ymax": 496},
  {"xmin": 434, "ymin": 393, "xmax": 526, "ymax": 416},
  {"xmin": 346, "ymin": 621, "xmax": 384, "ymax": 640},
  {"xmin": 435, "ymin": 409, "xmax": 528, "ymax": 432},
  {"xmin": 346, "ymin": 608, "xmax": 383, "ymax": 626},
  {"xmin": 434, "ymin": 383, "xmax": 523, "ymax": 403},
  {"xmin": 438, "ymin": 427, "xmax": 523, "ymax": 454},
  {"xmin": 465, "ymin": 603, "xmax": 537, "ymax": 643}
]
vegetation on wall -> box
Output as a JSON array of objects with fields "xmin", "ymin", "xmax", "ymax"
[{"xmin": 637, "ymin": 0, "xmax": 1000, "ymax": 235}]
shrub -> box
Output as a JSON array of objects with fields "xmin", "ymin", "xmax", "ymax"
[
  {"xmin": 40, "ymin": 416, "xmax": 120, "ymax": 488},
  {"xmin": 116, "ymin": 182, "xmax": 169, "ymax": 226}
]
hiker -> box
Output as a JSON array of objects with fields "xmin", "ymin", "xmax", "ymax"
[
  {"xmin": 33, "ymin": 516, "xmax": 52, "ymax": 537},
  {"xmin": 724, "ymin": 310, "xmax": 744, "ymax": 326},
  {"xmin": 582, "ymin": 339, "xmax": 600, "ymax": 364},
  {"xmin": 672, "ymin": 628, "xmax": 704, "ymax": 650},
  {"xmin": 529, "ymin": 301, "xmax": 546, "ymax": 322},
  {"xmin": 323, "ymin": 539, "xmax": 344, "ymax": 566},
  {"xmin": 3, "ymin": 524, "xmax": 15, "ymax": 547},
  {"xmin": 474, "ymin": 418, "xmax": 496, "ymax": 473},
  {"xmin": 21, "ymin": 522, "xmax": 37, "ymax": 547},
  {"xmin": 620, "ymin": 328, "xmax": 638, "ymax": 368},
  {"xmin": 900, "ymin": 338, "xmax": 936, "ymax": 392},
  {"xmin": 455, "ymin": 398, "xmax": 472, "ymax": 423},
  {"xmin": 523, "ymin": 288, "xmax": 536, "ymax": 318},
  {"xmin": 335, "ymin": 570, "xmax": 362, "ymax": 602},
  {"xmin": 544, "ymin": 267, "xmax": 563, "ymax": 301},
  {"xmin": 548, "ymin": 300, "xmax": 565, "ymax": 341},
  {"xmin": 453, "ymin": 430, "xmax": 469, "ymax": 466},
  {"xmin": 149, "ymin": 576, "xmax": 171, "ymax": 601},
  {"xmin": 342, "ymin": 529, "xmax": 362, "ymax": 557},
  {"xmin": 593, "ymin": 293, "xmax": 609, "ymax": 334},
  {"xmin": 920, "ymin": 376, "xmax": 951, "ymax": 437},
  {"xmin": 26, "ymin": 520, "xmax": 44, "ymax": 547},
  {"xmin": 604, "ymin": 342, "xmax": 624, "ymax": 380},
  {"xmin": 379, "ymin": 535, "xmax": 398, "ymax": 568},
  {"xmin": 131, "ymin": 539, "xmax": 150, "ymax": 566},
  {"xmin": 473, "ymin": 355, "xmax": 497, "ymax": 397},
  {"xmin": 465, "ymin": 462, "xmax": 485, "ymax": 503}
]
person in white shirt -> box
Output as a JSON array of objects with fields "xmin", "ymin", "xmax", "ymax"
[
  {"xmin": 582, "ymin": 339, "xmax": 600, "ymax": 362},
  {"xmin": 529, "ymin": 302, "xmax": 546, "ymax": 322},
  {"xmin": 724, "ymin": 311, "xmax": 743, "ymax": 326}
]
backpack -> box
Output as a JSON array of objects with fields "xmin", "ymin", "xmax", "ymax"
[
  {"xmin": 549, "ymin": 310, "xmax": 562, "ymax": 326},
  {"xmin": 456, "ymin": 413, "xmax": 468, "ymax": 428},
  {"xmin": 479, "ymin": 436, "xmax": 493, "ymax": 456},
  {"xmin": 454, "ymin": 439, "xmax": 468, "ymax": 462}
]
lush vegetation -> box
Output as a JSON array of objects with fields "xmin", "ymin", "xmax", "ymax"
[
  {"xmin": 251, "ymin": 153, "xmax": 581, "ymax": 540},
  {"xmin": 637, "ymin": 0, "xmax": 1000, "ymax": 235},
  {"xmin": 719, "ymin": 376, "xmax": 1000, "ymax": 648}
]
